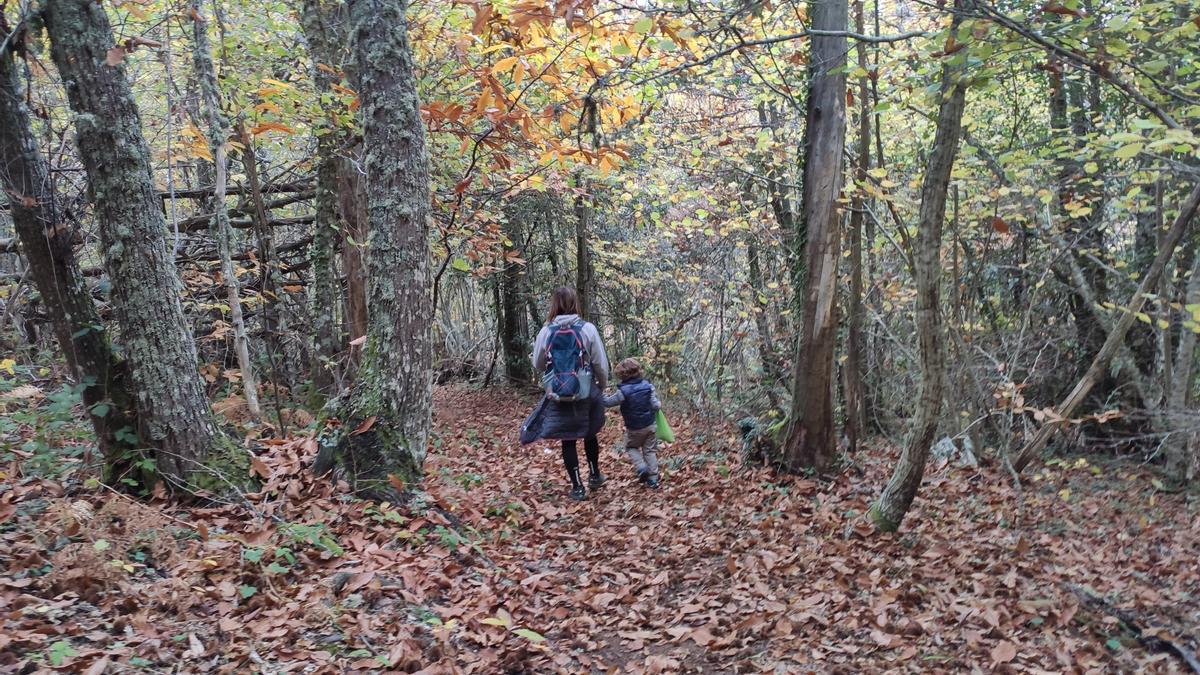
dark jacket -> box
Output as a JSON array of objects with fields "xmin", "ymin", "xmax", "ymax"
[
  {"xmin": 602, "ymin": 378, "xmax": 659, "ymax": 429},
  {"xmin": 520, "ymin": 389, "xmax": 606, "ymax": 444}
]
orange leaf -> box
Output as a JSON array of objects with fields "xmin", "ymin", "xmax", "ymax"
[
  {"xmin": 991, "ymin": 216, "xmax": 1010, "ymax": 234},
  {"xmin": 250, "ymin": 122, "xmax": 294, "ymax": 136},
  {"xmin": 351, "ymin": 416, "xmax": 377, "ymax": 435},
  {"xmin": 250, "ymin": 455, "xmax": 271, "ymax": 479},
  {"xmin": 471, "ymin": 3, "xmax": 494, "ymax": 34},
  {"xmin": 388, "ymin": 473, "xmax": 406, "ymax": 493}
]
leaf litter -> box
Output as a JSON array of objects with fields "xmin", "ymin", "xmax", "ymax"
[{"xmin": 1, "ymin": 384, "xmax": 1198, "ymax": 672}]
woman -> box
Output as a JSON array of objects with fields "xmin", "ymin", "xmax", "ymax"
[{"xmin": 529, "ymin": 286, "xmax": 610, "ymax": 501}]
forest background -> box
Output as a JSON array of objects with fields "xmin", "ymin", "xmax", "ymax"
[{"xmin": 2, "ymin": 0, "xmax": 1200, "ymax": 670}]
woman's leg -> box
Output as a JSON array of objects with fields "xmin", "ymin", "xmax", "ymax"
[
  {"xmin": 561, "ymin": 439, "xmax": 583, "ymax": 490},
  {"xmin": 584, "ymin": 435, "xmax": 602, "ymax": 482}
]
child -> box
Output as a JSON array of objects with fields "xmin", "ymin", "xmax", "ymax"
[{"xmin": 602, "ymin": 358, "xmax": 663, "ymax": 488}]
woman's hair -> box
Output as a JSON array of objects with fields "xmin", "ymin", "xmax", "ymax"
[
  {"xmin": 614, "ymin": 358, "xmax": 644, "ymax": 382},
  {"xmin": 546, "ymin": 286, "xmax": 580, "ymax": 323}
]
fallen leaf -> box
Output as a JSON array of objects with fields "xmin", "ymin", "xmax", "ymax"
[
  {"xmin": 352, "ymin": 416, "xmax": 377, "ymax": 435},
  {"xmin": 991, "ymin": 640, "xmax": 1017, "ymax": 664},
  {"xmin": 185, "ymin": 633, "xmax": 205, "ymax": 659}
]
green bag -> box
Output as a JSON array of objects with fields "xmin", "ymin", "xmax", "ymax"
[{"xmin": 655, "ymin": 409, "xmax": 675, "ymax": 443}]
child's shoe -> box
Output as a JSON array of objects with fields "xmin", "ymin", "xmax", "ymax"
[
  {"xmin": 568, "ymin": 484, "xmax": 587, "ymax": 501},
  {"xmin": 645, "ymin": 475, "xmax": 660, "ymax": 489},
  {"xmin": 588, "ymin": 471, "xmax": 606, "ymax": 490}
]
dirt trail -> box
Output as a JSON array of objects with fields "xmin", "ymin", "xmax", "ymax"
[{"xmin": 424, "ymin": 386, "xmax": 1200, "ymax": 673}]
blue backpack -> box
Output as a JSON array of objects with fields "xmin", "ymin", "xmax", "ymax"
[{"xmin": 542, "ymin": 319, "xmax": 593, "ymax": 402}]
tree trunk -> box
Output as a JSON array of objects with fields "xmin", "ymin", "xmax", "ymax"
[
  {"xmin": 1162, "ymin": 245, "xmax": 1200, "ymax": 483},
  {"xmin": 843, "ymin": 0, "xmax": 871, "ymax": 454},
  {"xmin": 299, "ymin": 0, "xmax": 350, "ymax": 397},
  {"xmin": 43, "ymin": 0, "xmax": 247, "ymax": 492},
  {"xmin": 870, "ymin": 17, "xmax": 970, "ymax": 532},
  {"xmin": 0, "ymin": 36, "xmax": 141, "ymax": 481},
  {"xmin": 1014, "ymin": 182, "xmax": 1200, "ymax": 473},
  {"xmin": 747, "ymin": 237, "xmax": 784, "ymax": 409},
  {"xmin": 574, "ymin": 178, "xmax": 595, "ymax": 320},
  {"xmin": 191, "ymin": 2, "xmax": 261, "ymax": 420},
  {"xmin": 500, "ymin": 207, "xmax": 532, "ymax": 385},
  {"xmin": 314, "ymin": 0, "xmax": 432, "ymax": 499},
  {"xmin": 780, "ymin": 0, "xmax": 848, "ymax": 474},
  {"xmin": 338, "ymin": 151, "xmax": 370, "ymax": 349}
]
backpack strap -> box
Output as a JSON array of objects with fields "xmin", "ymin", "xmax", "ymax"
[{"xmin": 571, "ymin": 320, "xmax": 590, "ymax": 363}]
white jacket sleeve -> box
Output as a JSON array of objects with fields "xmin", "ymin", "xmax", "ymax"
[
  {"xmin": 585, "ymin": 323, "xmax": 610, "ymax": 389},
  {"xmin": 531, "ymin": 325, "xmax": 550, "ymax": 372}
]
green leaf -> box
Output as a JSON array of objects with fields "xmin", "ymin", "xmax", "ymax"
[
  {"xmin": 451, "ymin": 258, "xmax": 471, "ymax": 272},
  {"xmin": 243, "ymin": 548, "xmax": 263, "ymax": 563},
  {"xmin": 90, "ymin": 403, "xmax": 111, "ymax": 417},
  {"xmin": 1105, "ymin": 638, "xmax": 1122, "ymax": 650},
  {"xmin": 93, "ymin": 539, "xmax": 111, "ymax": 552},
  {"xmin": 48, "ymin": 640, "xmax": 77, "ymax": 666},
  {"xmin": 633, "ymin": 17, "xmax": 654, "ymax": 33},
  {"xmin": 1114, "ymin": 143, "xmax": 1144, "ymax": 159},
  {"xmin": 513, "ymin": 628, "xmax": 545, "ymax": 642},
  {"xmin": 481, "ymin": 616, "xmax": 512, "ymax": 628},
  {"xmin": 238, "ymin": 584, "xmax": 258, "ymax": 598}
]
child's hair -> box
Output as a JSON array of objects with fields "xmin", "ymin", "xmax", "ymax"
[{"xmin": 614, "ymin": 358, "xmax": 644, "ymax": 382}]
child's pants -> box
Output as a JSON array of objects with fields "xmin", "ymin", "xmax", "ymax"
[{"xmin": 624, "ymin": 425, "xmax": 659, "ymax": 477}]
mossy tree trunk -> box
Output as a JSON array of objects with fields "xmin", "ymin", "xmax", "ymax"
[
  {"xmin": 191, "ymin": 1, "xmax": 261, "ymax": 420},
  {"xmin": 43, "ymin": 0, "xmax": 248, "ymax": 493},
  {"xmin": 0, "ymin": 32, "xmax": 141, "ymax": 482},
  {"xmin": 871, "ymin": 8, "xmax": 970, "ymax": 532},
  {"xmin": 299, "ymin": 0, "xmax": 351, "ymax": 398},
  {"xmin": 781, "ymin": 0, "xmax": 847, "ymax": 474},
  {"xmin": 315, "ymin": 0, "xmax": 432, "ymax": 499}
]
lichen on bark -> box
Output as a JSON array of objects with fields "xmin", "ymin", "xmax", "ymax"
[
  {"xmin": 0, "ymin": 30, "xmax": 142, "ymax": 484},
  {"xmin": 42, "ymin": 0, "xmax": 252, "ymax": 495},
  {"xmin": 312, "ymin": 0, "xmax": 432, "ymax": 500}
]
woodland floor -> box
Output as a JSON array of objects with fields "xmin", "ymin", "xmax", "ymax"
[{"xmin": 1, "ymin": 384, "xmax": 1199, "ymax": 673}]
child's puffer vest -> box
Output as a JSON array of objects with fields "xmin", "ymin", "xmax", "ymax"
[{"xmin": 618, "ymin": 378, "xmax": 656, "ymax": 430}]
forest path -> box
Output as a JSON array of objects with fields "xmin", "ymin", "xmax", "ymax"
[
  {"xmin": 2, "ymin": 385, "xmax": 1197, "ymax": 672},
  {"xmin": 421, "ymin": 385, "xmax": 1200, "ymax": 673}
]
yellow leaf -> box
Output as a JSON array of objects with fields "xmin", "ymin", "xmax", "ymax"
[
  {"xmin": 492, "ymin": 56, "xmax": 519, "ymax": 72},
  {"xmin": 250, "ymin": 122, "xmax": 295, "ymax": 136},
  {"xmin": 0, "ymin": 358, "xmax": 15, "ymax": 375}
]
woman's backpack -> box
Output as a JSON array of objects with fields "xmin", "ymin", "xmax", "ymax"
[{"xmin": 542, "ymin": 319, "xmax": 592, "ymax": 402}]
